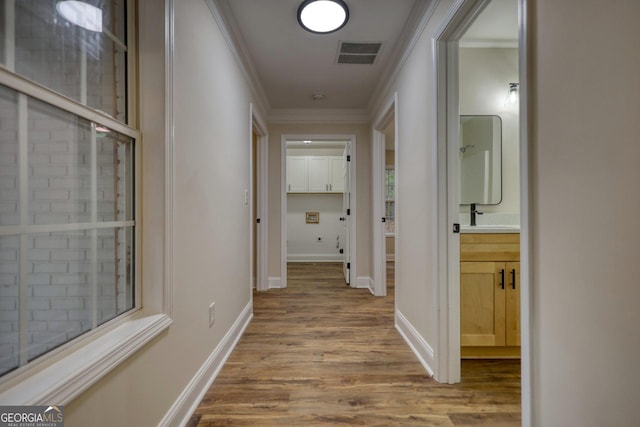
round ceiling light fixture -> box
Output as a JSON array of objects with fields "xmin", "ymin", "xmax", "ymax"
[
  {"xmin": 56, "ymin": 1, "xmax": 103, "ymax": 32},
  {"xmin": 297, "ymin": 0, "xmax": 349, "ymax": 35}
]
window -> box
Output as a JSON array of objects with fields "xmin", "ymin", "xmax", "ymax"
[
  {"xmin": 0, "ymin": 0, "xmax": 137, "ymax": 378},
  {"xmin": 384, "ymin": 167, "xmax": 395, "ymax": 235}
]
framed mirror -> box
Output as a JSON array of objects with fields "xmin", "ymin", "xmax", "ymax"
[{"xmin": 459, "ymin": 115, "xmax": 502, "ymax": 205}]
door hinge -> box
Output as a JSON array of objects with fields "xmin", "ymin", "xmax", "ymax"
[
  {"xmin": 256, "ymin": 218, "xmax": 261, "ymax": 224},
  {"xmin": 346, "ymin": 155, "xmax": 351, "ymax": 162},
  {"xmin": 453, "ymin": 223, "xmax": 460, "ymax": 233},
  {"xmin": 347, "ymin": 262, "xmax": 351, "ymax": 269},
  {"xmin": 347, "ymin": 208, "xmax": 351, "ymax": 215},
  {"xmin": 339, "ymin": 249, "xmax": 344, "ymax": 254}
]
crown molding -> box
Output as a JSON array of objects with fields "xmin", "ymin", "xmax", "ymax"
[
  {"xmin": 367, "ymin": 0, "xmax": 439, "ymax": 118},
  {"xmin": 204, "ymin": 0, "xmax": 271, "ymax": 118},
  {"xmin": 269, "ymin": 108, "xmax": 369, "ymax": 124}
]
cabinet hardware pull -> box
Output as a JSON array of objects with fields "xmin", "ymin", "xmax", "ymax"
[
  {"xmin": 511, "ymin": 269, "xmax": 516, "ymax": 289},
  {"xmin": 500, "ymin": 269, "xmax": 505, "ymax": 289}
]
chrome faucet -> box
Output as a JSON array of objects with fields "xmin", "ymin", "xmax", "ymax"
[{"xmin": 470, "ymin": 203, "xmax": 483, "ymax": 226}]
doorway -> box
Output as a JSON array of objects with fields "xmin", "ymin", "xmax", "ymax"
[
  {"xmin": 433, "ymin": 0, "xmax": 530, "ymax": 419},
  {"xmin": 372, "ymin": 94, "xmax": 398, "ymax": 297},
  {"xmin": 280, "ymin": 135, "xmax": 356, "ymax": 289},
  {"xmin": 250, "ymin": 104, "xmax": 268, "ymax": 292}
]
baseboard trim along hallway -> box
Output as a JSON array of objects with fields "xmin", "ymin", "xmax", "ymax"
[
  {"xmin": 158, "ymin": 301, "xmax": 253, "ymax": 427},
  {"xmin": 395, "ymin": 309, "xmax": 435, "ymax": 377}
]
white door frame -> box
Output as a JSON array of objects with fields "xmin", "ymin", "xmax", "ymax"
[
  {"xmin": 250, "ymin": 103, "xmax": 268, "ymax": 292},
  {"xmin": 280, "ymin": 134, "xmax": 357, "ymax": 289},
  {"xmin": 372, "ymin": 93, "xmax": 398, "ymax": 297},
  {"xmin": 433, "ymin": 0, "xmax": 531, "ymax": 425}
]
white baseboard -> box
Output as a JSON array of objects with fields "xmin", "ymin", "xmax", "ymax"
[
  {"xmin": 268, "ymin": 276, "xmax": 282, "ymax": 289},
  {"xmin": 159, "ymin": 301, "xmax": 253, "ymax": 427},
  {"xmin": 395, "ymin": 309, "xmax": 435, "ymax": 377},
  {"xmin": 386, "ymin": 254, "xmax": 395, "ymax": 262},
  {"xmin": 287, "ymin": 254, "xmax": 342, "ymax": 262},
  {"xmin": 356, "ymin": 276, "xmax": 374, "ymax": 294}
]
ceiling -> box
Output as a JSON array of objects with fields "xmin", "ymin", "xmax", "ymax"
[{"xmin": 216, "ymin": 0, "xmax": 518, "ymax": 112}]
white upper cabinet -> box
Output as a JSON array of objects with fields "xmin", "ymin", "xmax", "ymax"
[
  {"xmin": 287, "ymin": 156, "xmax": 344, "ymax": 193},
  {"xmin": 329, "ymin": 156, "xmax": 345, "ymax": 193},
  {"xmin": 287, "ymin": 156, "xmax": 308, "ymax": 192},
  {"xmin": 308, "ymin": 157, "xmax": 330, "ymax": 192}
]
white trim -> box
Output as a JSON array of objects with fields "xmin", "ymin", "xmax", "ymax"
[
  {"xmin": 0, "ymin": 314, "xmax": 172, "ymax": 405},
  {"xmin": 268, "ymin": 277, "xmax": 283, "ymax": 289},
  {"xmin": 269, "ymin": 108, "xmax": 369, "ymax": 124},
  {"xmin": 0, "ymin": 221, "xmax": 136, "ymax": 236},
  {"xmin": 164, "ymin": 0, "xmax": 176, "ymax": 317},
  {"xmin": 518, "ymin": 0, "xmax": 532, "ymax": 425},
  {"xmin": 250, "ymin": 103, "xmax": 269, "ymax": 292},
  {"xmin": 371, "ymin": 93, "xmax": 397, "ymax": 298},
  {"xmin": 159, "ymin": 302, "xmax": 253, "ymax": 427},
  {"xmin": 287, "ymin": 255, "xmax": 343, "ymax": 262},
  {"xmin": 386, "ymin": 254, "xmax": 395, "ymax": 262},
  {"xmin": 395, "ymin": 310, "xmax": 435, "ymax": 377},
  {"xmin": 355, "ymin": 276, "xmax": 374, "ymax": 294},
  {"xmin": 203, "ymin": 0, "xmax": 270, "ymax": 117}
]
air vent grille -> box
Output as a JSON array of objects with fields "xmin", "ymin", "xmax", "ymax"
[{"xmin": 337, "ymin": 42, "xmax": 382, "ymax": 65}]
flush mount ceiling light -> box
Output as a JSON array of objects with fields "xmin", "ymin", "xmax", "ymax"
[
  {"xmin": 56, "ymin": 1, "xmax": 103, "ymax": 32},
  {"xmin": 298, "ymin": 0, "xmax": 349, "ymax": 34}
]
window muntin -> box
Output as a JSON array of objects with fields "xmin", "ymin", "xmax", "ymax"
[
  {"xmin": 2, "ymin": 1, "xmax": 128, "ymax": 123},
  {"xmin": 0, "ymin": 84, "xmax": 135, "ymax": 377}
]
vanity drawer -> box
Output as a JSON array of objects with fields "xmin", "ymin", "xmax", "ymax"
[{"xmin": 460, "ymin": 233, "xmax": 520, "ymax": 262}]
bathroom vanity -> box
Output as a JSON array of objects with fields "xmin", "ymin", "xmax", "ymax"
[{"xmin": 460, "ymin": 230, "xmax": 520, "ymax": 358}]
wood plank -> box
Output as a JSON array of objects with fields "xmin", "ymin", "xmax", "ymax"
[{"xmin": 189, "ymin": 262, "xmax": 521, "ymax": 426}]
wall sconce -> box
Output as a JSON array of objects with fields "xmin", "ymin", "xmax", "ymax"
[{"xmin": 505, "ymin": 82, "xmax": 519, "ymax": 106}]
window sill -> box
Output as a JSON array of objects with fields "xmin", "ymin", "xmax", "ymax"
[{"xmin": 0, "ymin": 313, "xmax": 173, "ymax": 405}]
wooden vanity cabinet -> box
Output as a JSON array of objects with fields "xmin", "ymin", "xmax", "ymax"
[{"xmin": 460, "ymin": 233, "xmax": 520, "ymax": 358}]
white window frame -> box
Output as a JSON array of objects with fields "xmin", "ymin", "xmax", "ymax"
[{"xmin": 0, "ymin": 0, "xmax": 174, "ymax": 404}]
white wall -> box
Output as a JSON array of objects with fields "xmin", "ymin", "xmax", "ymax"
[
  {"xmin": 287, "ymin": 194, "xmax": 344, "ymax": 261},
  {"xmin": 64, "ymin": 1, "xmax": 255, "ymax": 425},
  {"xmin": 531, "ymin": 0, "xmax": 640, "ymax": 425},
  {"xmin": 370, "ymin": 0, "xmax": 456, "ymax": 375},
  {"xmin": 459, "ymin": 47, "xmax": 519, "ymax": 217}
]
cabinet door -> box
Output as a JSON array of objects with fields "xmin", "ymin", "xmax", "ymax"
[
  {"xmin": 287, "ymin": 156, "xmax": 308, "ymax": 192},
  {"xmin": 505, "ymin": 262, "xmax": 520, "ymax": 346},
  {"xmin": 460, "ymin": 262, "xmax": 506, "ymax": 346},
  {"xmin": 308, "ymin": 156, "xmax": 329, "ymax": 192},
  {"xmin": 329, "ymin": 156, "xmax": 345, "ymax": 192}
]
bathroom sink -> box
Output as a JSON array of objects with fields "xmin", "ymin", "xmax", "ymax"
[{"xmin": 460, "ymin": 224, "xmax": 520, "ymax": 233}]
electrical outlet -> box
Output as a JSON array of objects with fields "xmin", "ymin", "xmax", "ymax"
[{"xmin": 209, "ymin": 302, "xmax": 216, "ymax": 327}]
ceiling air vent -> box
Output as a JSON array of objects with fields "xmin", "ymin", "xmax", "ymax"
[{"xmin": 337, "ymin": 42, "xmax": 382, "ymax": 65}]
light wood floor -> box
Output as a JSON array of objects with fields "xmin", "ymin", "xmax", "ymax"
[{"xmin": 189, "ymin": 262, "xmax": 520, "ymax": 426}]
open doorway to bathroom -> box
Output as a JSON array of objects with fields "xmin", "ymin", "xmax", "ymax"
[{"xmin": 434, "ymin": 3, "xmax": 529, "ymax": 419}]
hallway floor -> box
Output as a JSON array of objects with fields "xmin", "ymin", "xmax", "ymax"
[{"xmin": 189, "ymin": 262, "xmax": 520, "ymax": 426}]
